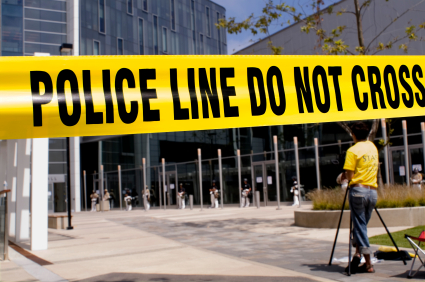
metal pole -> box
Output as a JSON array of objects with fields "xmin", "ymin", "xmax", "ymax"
[
  {"xmin": 175, "ymin": 164, "xmax": 178, "ymax": 210},
  {"xmin": 381, "ymin": 119, "xmax": 390, "ymax": 185},
  {"xmin": 422, "ymin": 122, "xmax": 425, "ymax": 178},
  {"xmin": 218, "ymin": 149, "xmax": 223, "ymax": 209},
  {"xmin": 237, "ymin": 149, "xmax": 241, "ymax": 208},
  {"xmin": 402, "ymin": 120, "xmax": 410, "ymax": 185},
  {"xmin": 66, "ymin": 137, "xmax": 73, "ymax": 229},
  {"xmin": 314, "ymin": 138, "xmax": 321, "ymax": 190},
  {"xmin": 4, "ymin": 192, "xmax": 9, "ymax": 260},
  {"xmin": 162, "ymin": 158, "xmax": 166, "ymax": 210},
  {"xmin": 255, "ymin": 191, "xmax": 260, "ymax": 208},
  {"xmin": 189, "ymin": 195, "xmax": 193, "ymax": 210},
  {"xmin": 273, "ymin": 136, "xmax": 281, "ymax": 210},
  {"xmin": 118, "ymin": 165, "xmax": 122, "ymax": 210},
  {"xmin": 83, "ymin": 171, "xmax": 87, "ymax": 211},
  {"xmin": 143, "ymin": 158, "xmax": 147, "ymax": 211},
  {"xmin": 158, "ymin": 167, "xmax": 162, "ymax": 209},
  {"xmin": 198, "ymin": 149, "xmax": 203, "ymax": 211},
  {"xmin": 294, "ymin": 137, "xmax": 301, "ymax": 208},
  {"xmin": 100, "ymin": 165, "xmax": 104, "ymax": 212}
]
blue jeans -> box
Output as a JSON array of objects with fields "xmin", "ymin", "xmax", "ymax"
[{"xmin": 348, "ymin": 187, "xmax": 378, "ymax": 255}]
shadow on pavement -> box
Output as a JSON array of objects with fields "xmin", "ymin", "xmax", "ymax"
[
  {"xmin": 391, "ymin": 269, "xmax": 425, "ymax": 279},
  {"xmin": 75, "ymin": 273, "xmax": 320, "ymax": 282},
  {"xmin": 302, "ymin": 263, "xmax": 346, "ymax": 274}
]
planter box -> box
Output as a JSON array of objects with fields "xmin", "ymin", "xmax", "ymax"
[
  {"xmin": 294, "ymin": 206, "xmax": 425, "ymax": 228},
  {"xmin": 48, "ymin": 214, "xmax": 72, "ymax": 229}
]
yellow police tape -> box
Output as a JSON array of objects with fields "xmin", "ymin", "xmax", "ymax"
[{"xmin": 0, "ymin": 55, "xmax": 424, "ymax": 140}]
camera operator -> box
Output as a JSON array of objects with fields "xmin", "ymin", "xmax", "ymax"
[{"xmin": 341, "ymin": 122, "xmax": 379, "ymax": 274}]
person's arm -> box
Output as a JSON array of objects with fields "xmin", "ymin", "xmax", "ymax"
[
  {"xmin": 345, "ymin": 170, "xmax": 354, "ymax": 181},
  {"xmin": 343, "ymin": 150, "xmax": 356, "ymax": 184}
]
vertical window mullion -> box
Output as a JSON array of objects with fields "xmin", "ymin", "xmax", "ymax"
[
  {"xmin": 217, "ymin": 12, "xmax": 221, "ymax": 55},
  {"xmin": 138, "ymin": 18, "xmax": 144, "ymax": 55},
  {"xmin": 170, "ymin": 0, "xmax": 176, "ymax": 31},
  {"xmin": 191, "ymin": 0, "xmax": 196, "ymax": 54},
  {"xmin": 206, "ymin": 6, "xmax": 210, "ymax": 37},
  {"xmin": 162, "ymin": 27, "xmax": 168, "ymax": 53},
  {"xmin": 99, "ymin": 0, "xmax": 106, "ymax": 34},
  {"xmin": 153, "ymin": 15, "xmax": 158, "ymax": 55}
]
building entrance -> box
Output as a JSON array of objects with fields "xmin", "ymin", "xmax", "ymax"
[
  {"xmin": 160, "ymin": 171, "xmax": 177, "ymax": 207},
  {"xmin": 48, "ymin": 175, "xmax": 67, "ymax": 213},
  {"xmin": 389, "ymin": 145, "xmax": 424, "ymax": 184},
  {"xmin": 252, "ymin": 161, "xmax": 277, "ymax": 206}
]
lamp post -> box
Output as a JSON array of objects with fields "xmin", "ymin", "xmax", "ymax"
[{"xmin": 60, "ymin": 43, "xmax": 74, "ymax": 230}]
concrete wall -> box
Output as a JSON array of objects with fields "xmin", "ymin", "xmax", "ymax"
[{"xmin": 294, "ymin": 206, "xmax": 425, "ymax": 228}]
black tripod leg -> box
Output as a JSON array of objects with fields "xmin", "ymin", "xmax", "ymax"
[
  {"xmin": 328, "ymin": 187, "xmax": 350, "ymax": 265},
  {"xmin": 374, "ymin": 207, "xmax": 407, "ymax": 265},
  {"xmin": 348, "ymin": 218, "xmax": 352, "ymax": 276}
]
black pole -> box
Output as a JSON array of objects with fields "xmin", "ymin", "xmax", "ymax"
[
  {"xmin": 66, "ymin": 137, "xmax": 74, "ymax": 230},
  {"xmin": 374, "ymin": 207, "xmax": 406, "ymax": 265},
  {"xmin": 348, "ymin": 218, "xmax": 352, "ymax": 276},
  {"xmin": 328, "ymin": 187, "xmax": 350, "ymax": 265}
]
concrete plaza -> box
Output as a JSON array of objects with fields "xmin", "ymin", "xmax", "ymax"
[{"xmin": 1, "ymin": 205, "xmax": 424, "ymax": 282}]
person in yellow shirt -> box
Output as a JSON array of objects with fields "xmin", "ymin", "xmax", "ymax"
[{"xmin": 342, "ymin": 122, "xmax": 378, "ymax": 274}]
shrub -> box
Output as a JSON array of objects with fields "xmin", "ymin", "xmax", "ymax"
[{"xmin": 308, "ymin": 184, "xmax": 425, "ymax": 210}]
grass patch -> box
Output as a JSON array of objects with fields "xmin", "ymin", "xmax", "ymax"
[
  {"xmin": 369, "ymin": 225, "xmax": 425, "ymax": 248},
  {"xmin": 307, "ymin": 184, "xmax": 425, "ymax": 210}
]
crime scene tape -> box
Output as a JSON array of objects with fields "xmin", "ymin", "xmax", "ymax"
[{"xmin": 0, "ymin": 55, "xmax": 424, "ymax": 140}]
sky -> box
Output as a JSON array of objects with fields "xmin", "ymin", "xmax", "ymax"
[{"xmin": 212, "ymin": 0, "xmax": 340, "ymax": 54}]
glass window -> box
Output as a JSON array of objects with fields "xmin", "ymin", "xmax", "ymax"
[
  {"xmin": 191, "ymin": 0, "xmax": 196, "ymax": 54},
  {"xmin": 138, "ymin": 18, "xmax": 144, "ymax": 55},
  {"xmin": 99, "ymin": 0, "xmax": 105, "ymax": 33},
  {"xmin": 25, "ymin": 31, "xmax": 66, "ymax": 44},
  {"xmin": 170, "ymin": 0, "xmax": 175, "ymax": 31},
  {"xmin": 24, "ymin": 0, "xmax": 66, "ymax": 11},
  {"xmin": 117, "ymin": 38, "xmax": 123, "ymax": 55},
  {"xmin": 127, "ymin": 0, "xmax": 133, "ymax": 15},
  {"xmin": 25, "ymin": 8, "xmax": 66, "ymax": 22},
  {"xmin": 205, "ymin": 6, "xmax": 210, "ymax": 37},
  {"xmin": 217, "ymin": 12, "xmax": 221, "ymax": 55},
  {"xmin": 142, "ymin": 0, "xmax": 148, "ymax": 12},
  {"xmin": 200, "ymin": 33, "xmax": 204, "ymax": 54},
  {"xmin": 25, "ymin": 43, "xmax": 60, "ymax": 55},
  {"xmin": 93, "ymin": 40, "xmax": 100, "ymax": 55},
  {"xmin": 1, "ymin": 2, "xmax": 23, "ymax": 56},
  {"xmin": 25, "ymin": 20, "xmax": 66, "ymax": 34},
  {"xmin": 162, "ymin": 27, "xmax": 168, "ymax": 53},
  {"xmin": 153, "ymin": 15, "xmax": 158, "ymax": 55},
  {"xmin": 222, "ymin": 14, "xmax": 226, "ymax": 44}
]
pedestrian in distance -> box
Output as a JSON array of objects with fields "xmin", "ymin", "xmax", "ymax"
[
  {"xmin": 411, "ymin": 168, "xmax": 423, "ymax": 190},
  {"xmin": 124, "ymin": 193, "xmax": 132, "ymax": 211},
  {"xmin": 90, "ymin": 190, "xmax": 98, "ymax": 212},
  {"xmin": 209, "ymin": 180, "xmax": 219, "ymax": 209},
  {"xmin": 178, "ymin": 183, "xmax": 186, "ymax": 209},
  {"xmin": 342, "ymin": 122, "xmax": 379, "ymax": 274},
  {"xmin": 241, "ymin": 178, "xmax": 251, "ymax": 208},
  {"xmin": 143, "ymin": 185, "xmax": 150, "ymax": 210},
  {"xmin": 103, "ymin": 189, "xmax": 110, "ymax": 210},
  {"xmin": 290, "ymin": 176, "xmax": 300, "ymax": 206}
]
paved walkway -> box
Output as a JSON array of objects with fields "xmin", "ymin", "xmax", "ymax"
[{"xmin": 2, "ymin": 206, "xmax": 424, "ymax": 282}]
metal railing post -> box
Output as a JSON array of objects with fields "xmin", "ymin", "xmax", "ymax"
[
  {"xmin": 218, "ymin": 149, "xmax": 223, "ymax": 209},
  {"xmin": 294, "ymin": 137, "xmax": 301, "ymax": 208},
  {"xmin": 255, "ymin": 191, "xmax": 260, "ymax": 209},
  {"xmin": 273, "ymin": 136, "xmax": 281, "ymax": 210},
  {"xmin": 4, "ymin": 191, "xmax": 9, "ymax": 260},
  {"xmin": 100, "ymin": 165, "xmax": 104, "ymax": 212},
  {"xmin": 403, "ymin": 120, "xmax": 410, "ymax": 185},
  {"xmin": 314, "ymin": 138, "xmax": 321, "ymax": 190},
  {"xmin": 118, "ymin": 165, "xmax": 122, "ymax": 210},
  {"xmin": 158, "ymin": 167, "xmax": 162, "ymax": 209},
  {"xmin": 143, "ymin": 158, "xmax": 147, "ymax": 211},
  {"xmin": 162, "ymin": 158, "xmax": 166, "ymax": 210},
  {"xmin": 189, "ymin": 195, "xmax": 193, "ymax": 210},
  {"xmin": 198, "ymin": 149, "xmax": 203, "ymax": 211},
  {"xmin": 237, "ymin": 149, "xmax": 241, "ymax": 208},
  {"xmin": 381, "ymin": 119, "xmax": 390, "ymax": 185},
  {"xmin": 83, "ymin": 170, "xmax": 87, "ymax": 211},
  {"xmin": 422, "ymin": 123, "xmax": 425, "ymax": 178}
]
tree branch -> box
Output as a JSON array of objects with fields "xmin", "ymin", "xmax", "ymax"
[
  {"xmin": 337, "ymin": 122, "xmax": 353, "ymax": 137},
  {"xmin": 368, "ymin": 119, "xmax": 380, "ymax": 141}
]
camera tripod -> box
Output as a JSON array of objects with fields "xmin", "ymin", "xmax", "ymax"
[{"xmin": 328, "ymin": 186, "xmax": 406, "ymax": 276}]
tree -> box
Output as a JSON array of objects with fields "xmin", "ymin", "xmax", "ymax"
[{"xmin": 217, "ymin": 0, "xmax": 425, "ymax": 142}]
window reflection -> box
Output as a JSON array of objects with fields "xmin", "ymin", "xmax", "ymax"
[
  {"xmin": 99, "ymin": 0, "xmax": 105, "ymax": 33},
  {"xmin": 117, "ymin": 38, "xmax": 123, "ymax": 55}
]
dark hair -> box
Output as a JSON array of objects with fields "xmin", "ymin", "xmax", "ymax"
[{"xmin": 350, "ymin": 122, "xmax": 370, "ymax": 140}]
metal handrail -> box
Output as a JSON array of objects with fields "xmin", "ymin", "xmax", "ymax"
[{"xmin": 0, "ymin": 189, "xmax": 10, "ymax": 261}]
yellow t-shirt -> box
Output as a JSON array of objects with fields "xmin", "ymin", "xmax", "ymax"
[{"xmin": 343, "ymin": 141, "xmax": 379, "ymax": 188}]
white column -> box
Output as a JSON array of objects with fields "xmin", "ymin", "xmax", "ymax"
[
  {"xmin": 66, "ymin": 0, "xmax": 79, "ymax": 56},
  {"xmin": 31, "ymin": 138, "xmax": 49, "ymax": 251},
  {"xmin": 70, "ymin": 137, "xmax": 80, "ymax": 212},
  {"xmin": 15, "ymin": 139, "xmax": 31, "ymax": 243},
  {"xmin": 6, "ymin": 140, "xmax": 18, "ymax": 240},
  {"xmin": 0, "ymin": 141, "xmax": 8, "ymax": 190}
]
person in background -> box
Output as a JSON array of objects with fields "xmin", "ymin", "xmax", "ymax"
[
  {"xmin": 209, "ymin": 180, "xmax": 219, "ymax": 209},
  {"xmin": 143, "ymin": 186, "xmax": 150, "ymax": 210},
  {"xmin": 90, "ymin": 190, "xmax": 99, "ymax": 212},
  {"xmin": 241, "ymin": 178, "xmax": 251, "ymax": 208},
  {"xmin": 178, "ymin": 183, "xmax": 186, "ymax": 209},
  {"xmin": 290, "ymin": 176, "xmax": 300, "ymax": 206},
  {"xmin": 124, "ymin": 193, "xmax": 132, "ymax": 211},
  {"xmin": 149, "ymin": 184, "xmax": 157, "ymax": 207},
  {"xmin": 109, "ymin": 190, "xmax": 115, "ymax": 209},
  {"xmin": 103, "ymin": 189, "xmax": 110, "ymax": 210},
  {"xmin": 411, "ymin": 168, "xmax": 423, "ymax": 190},
  {"xmin": 342, "ymin": 122, "xmax": 379, "ymax": 274}
]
